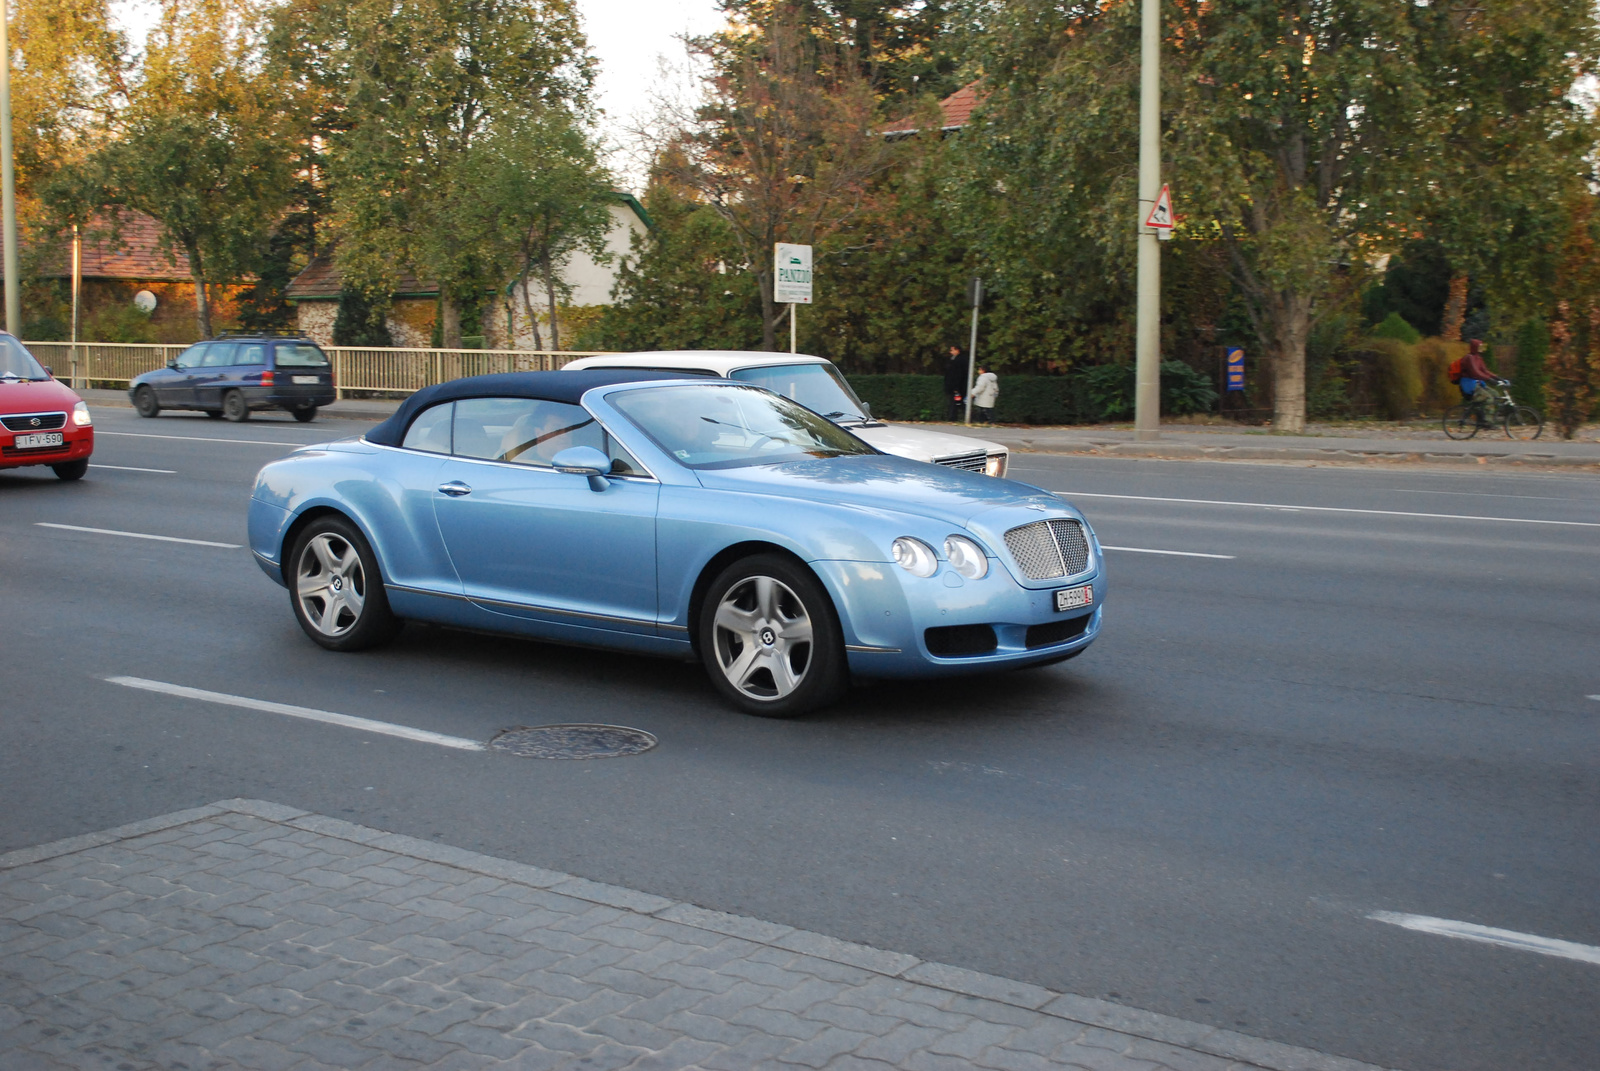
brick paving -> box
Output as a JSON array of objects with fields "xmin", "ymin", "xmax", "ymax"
[{"xmin": 0, "ymin": 800, "xmax": 1393, "ymax": 1071}]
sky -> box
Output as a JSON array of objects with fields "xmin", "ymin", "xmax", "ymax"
[{"xmin": 108, "ymin": 0, "xmax": 728, "ymax": 190}]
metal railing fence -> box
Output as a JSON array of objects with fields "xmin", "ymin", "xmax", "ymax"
[{"xmin": 22, "ymin": 342, "xmax": 609, "ymax": 398}]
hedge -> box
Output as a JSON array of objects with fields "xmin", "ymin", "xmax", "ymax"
[{"xmin": 846, "ymin": 364, "xmax": 1217, "ymax": 425}]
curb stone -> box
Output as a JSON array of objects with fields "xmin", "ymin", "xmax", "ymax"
[{"xmin": 0, "ymin": 799, "xmax": 1401, "ymax": 1071}]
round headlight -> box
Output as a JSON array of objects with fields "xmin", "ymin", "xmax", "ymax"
[
  {"xmin": 891, "ymin": 537, "xmax": 938, "ymax": 577},
  {"xmin": 944, "ymin": 535, "xmax": 988, "ymax": 579}
]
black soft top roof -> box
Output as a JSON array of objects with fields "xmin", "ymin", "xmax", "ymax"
[{"xmin": 366, "ymin": 369, "xmax": 692, "ymax": 447}]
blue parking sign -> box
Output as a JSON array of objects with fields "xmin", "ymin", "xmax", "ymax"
[{"xmin": 1225, "ymin": 348, "xmax": 1245, "ymax": 391}]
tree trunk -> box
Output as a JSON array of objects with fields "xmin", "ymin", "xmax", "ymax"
[
  {"xmin": 518, "ymin": 266, "xmax": 544, "ymax": 350},
  {"xmin": 186, "ymin": 244, "xmax": 212, "ymax": 338},
  {"xmin": 1269, "ymin": 296, "xmax": 1312, "ymax": 433},
  {"xmin": 757, "ymin": 269, "xmax": 778, "ymax": 351},
  {"xmin": 1441, "ymin": 272, "xmax": 1469, "ymax": 341},
  {"xmin": 440, "ymin": 293, "xmax": 462, "ymax": 348},
  {"xmin": 541, "ymin": 252, "xmax": 560, "ymax": 351}
]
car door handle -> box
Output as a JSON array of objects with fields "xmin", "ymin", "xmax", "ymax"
[{"xmin": 437, "ymin": 481, "xmax": 472, "ymax": 497}]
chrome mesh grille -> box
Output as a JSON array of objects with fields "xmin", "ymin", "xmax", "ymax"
[
  {"xmin": 1003, "ymin": 519, "xmax": 1090, "ymax": 580},
  {"xmin": 2, "ymin": 412, "xmax": 66, "ymax": 431},
  {"xmin": 935, "ymin": 452, "xmax": 987, "ymax": 472}
]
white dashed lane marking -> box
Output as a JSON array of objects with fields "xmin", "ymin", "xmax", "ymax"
[
  {"xmin": 1100, "ymin": 546, "xmax": 1235, "ymax": 560},
  {"xmin": 98, "ymin": 430, "xmax": 310, "ymax": 447},
  {"xmin": 89, "ymin": 464, "xmax": 176, "ymax": 474},
  {"xmin": 105, "ymin": 676, "xmax": 485, "ymax": 752},
  {"xmin": 1368, "ymin": 911, "xmax": 1600, "ymax": 966},
  {"xmin": 35, "ymin": 523, "xmax": 240, "ymax": 549},
  {"xmin": 1056, "ymin": 490, "xmax": 1600, "ymax": 528}
]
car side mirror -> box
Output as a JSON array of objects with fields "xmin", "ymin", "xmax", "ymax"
[
  {"xmin": 859, "ymin": 402, "xmax": 872, "ymax": 418},
  {"xmin": 42, "ymin": 365, "xmax": 53, "ymax": 378},
  {"xmin": 552, "ymin": 445, "xmax": 612, "ymax": 491},
  {"xmin": 167, "ymin": 358, "xmax": 179, "ymax": 369}
]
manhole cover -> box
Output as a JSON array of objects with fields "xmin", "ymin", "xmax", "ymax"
[{"xmin": 488, "ymin": 724, "xmax": 658, "ymax": 759}]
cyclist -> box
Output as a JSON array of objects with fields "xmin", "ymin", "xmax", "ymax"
[{"xmin": 1451, "ymin": 340, "xmax": 1505, "ymax": 426}]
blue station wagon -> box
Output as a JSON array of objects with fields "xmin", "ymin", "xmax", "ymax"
[
  {"xmin": 131, "ymin": 335, "xmax": 336, "ymax": 422},
  {"xmin": 247, "ymin": 370, "xmax": 1105, "ymax": 716}
]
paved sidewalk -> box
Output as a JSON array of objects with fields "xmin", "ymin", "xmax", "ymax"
[{"xmin": 0, "ymin": 801, "xmax": 1392, "ymax": 1071}]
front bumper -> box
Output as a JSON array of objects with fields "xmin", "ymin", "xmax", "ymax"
[
  {"xmin": 0, "ymin": 424, "xmax": 93, "ymax": 469},
  {"xmin": 814, "ymin": 556, "xmax": 1104, "ymax": 679}
]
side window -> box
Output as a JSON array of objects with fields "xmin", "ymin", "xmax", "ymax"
[
  {"xmin": 402, "ymin": 402, "xmax": 453, "ymax": 454},
  {"xmin": 202, "ymin": 342, "xmax": 238, "ymax": 367},
  {"xmin": 235, "ymin": 344, "xmax": 267, "ymax": 367},
  {"xmin": 176, "ymin": 343, "xmax": 208, "ymax": 368},
  {"xmin": 452, "ymin": 397, "xmax": 644, "ymax": 474}
]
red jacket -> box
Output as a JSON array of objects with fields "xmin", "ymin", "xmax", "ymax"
[{"xmin": 1460, "ymin": 352, "xmax": 1498, "ymax": 382}]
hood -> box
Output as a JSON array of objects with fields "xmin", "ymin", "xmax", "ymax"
[
  {"xmin": 692, "ymin": 453, "xmax": 1059, "ymax": 527},
  {"xmin": 0, "ymin": 377, "xmax": 81, "ymax": 415},
  {"xmin": 851, "ymin": 422, "xmax": 1004, "ymax": 463}
]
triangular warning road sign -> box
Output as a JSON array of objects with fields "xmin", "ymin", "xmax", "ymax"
[{"xmin": 1145, "ymin": 184, "xmax": 1174, "ymax": 230}]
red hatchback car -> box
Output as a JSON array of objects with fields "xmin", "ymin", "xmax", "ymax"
[{"xmin": 0, "ymin": 332, "xmax": 93, "ymax": 480}]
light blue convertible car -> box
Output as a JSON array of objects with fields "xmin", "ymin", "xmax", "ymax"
[{"xmin": 248, "ymin": 369, "xmax": 1105, "ymax": 716}]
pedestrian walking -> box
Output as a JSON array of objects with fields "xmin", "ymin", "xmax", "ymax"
[
  {"xmin": 943, "ymin": 346, "xmax": 967, "ymax": 421},
  {"xmin": 971, "ymin": 364, "xmax": 998, "ymax": 423}
]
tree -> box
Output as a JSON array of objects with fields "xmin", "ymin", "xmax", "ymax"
[
  {"xmin": 658, "ymin": 8, "xmax": 892, "ymax": 351},
  {"xmin": 301, "ymin": 0, "xmax": 594, "ymax": 346}
]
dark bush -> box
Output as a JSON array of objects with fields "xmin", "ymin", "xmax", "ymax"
[{"xmin": 846, "ymin": 363, "xmax": 1216, "ymax": 425}]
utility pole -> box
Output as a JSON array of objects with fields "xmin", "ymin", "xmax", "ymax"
[
  {"xmin": 1133, "ymin": 0, "xmax": 1161, "ymax": 441},
  {"xmin": 964, "ymin": 277, "xmax": 981, "ymax": 425},
  {"xmin": 0, "ymin": 0, "xmax": 19, "ymax": 336}
]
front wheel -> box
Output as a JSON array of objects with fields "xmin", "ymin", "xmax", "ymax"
[
  {"xmin": 132, "ymin": 385, "xmax": 160, "ymax": 418},
  {"xmin": 697, "ymin": 553, "xmax": 847, "ymax": 717},
  {"xmin": 289, "ymin": 516, "xmax": 402, "ymax": 651},
  {"xmin": 1504, "ymin": 405, "xmax": 1543, "ymax": 441},
  {"xmin": 222, "ymin": 390, "xmax": 250, "ymax": 422},
  {"xmin": 52, "ymin": 458, "xmax": 89, "ymax": 481},
  {"xmin": 1442, "ymin": 404, "xmax": 1480, "ymax": 440}
]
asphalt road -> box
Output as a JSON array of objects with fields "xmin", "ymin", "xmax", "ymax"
[{"xmin": 4, "ymin": 405, "xmax": 1598, "ymax": 1071}]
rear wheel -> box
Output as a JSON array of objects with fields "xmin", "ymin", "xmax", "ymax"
[
  {"xmin": 697, "ymin": 553, "xmax": 846, "ymax": 717},
  {"xmin": 1504, "ymin": 405, "xmax": 1543, "ymax": 440},
  {"xmin": 288, "ymin": 515, "xmax": 402, "ymax": 651},
  {"xmin": 51, "ymin": 458, "xmax": 89, "ymax": 481},
  {"xmin": 291, "ymin": 404, "xmax": 318, "ymax": 423},
  {"xmin": 132, "ymin": 385, "xmax": 160, "ymax": 418},
  {"xmin": 222, "ymin": 390, "xmax": 250, "ymax": 422},
  {"xmin": 1442, "ymin": 404, "xmax": 1480, "ymax": 440}
]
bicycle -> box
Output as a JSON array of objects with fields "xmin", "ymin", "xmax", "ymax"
[{"xmin": 1443, "ymin": 380, "xmax": 1543, "ymax": 441}]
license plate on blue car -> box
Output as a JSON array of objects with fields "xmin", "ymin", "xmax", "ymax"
[
  {"xmin": 1054, "ymin": 585, "xmax": 1093, "ymax": 612},
  {"xmin": 292, "ymin": 375, "xmax": 320, "ymax": 384}
]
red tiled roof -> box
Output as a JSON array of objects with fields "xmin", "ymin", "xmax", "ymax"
[
  {"xmin": 285, "ymin": 254, "xmax": 437, "ymax": 301},
  {"xmin": 881, "ymin": 82, "xmax": 984, "ymax": 136},
  {"xmin": 16, "ymin": 210, "xmax": 194, "ymax": 281}
]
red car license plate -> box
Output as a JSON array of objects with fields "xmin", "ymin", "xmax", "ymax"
[
  {"xmin": 1054, "ymin": 584, "xmax": 1093, "ymax": 612},
  {"xmin": 15, "ymin": 432, "xmax": 64, "ymax": 449}
]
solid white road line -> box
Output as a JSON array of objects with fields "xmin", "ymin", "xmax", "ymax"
[
  {"xmin": 98, "ymin": 430, "xmax": 308, "ymax": 447},
  {"xmin": 1101, "ymin": 545, "xmax": 1235, "ymax": 560},
  {"xmin": 1057, "ymin": 490, "xmax": 1600, "ymax": 528},
  {"xmin": 89, "ymin": 463, "xmax": 176, "ymax": 474},
  {"xmin": 35, "ymin": 522, "xmax": 240, "ymax": 549},
  {"xmin": 1368, "ymin": 911, "xmax": 1600, "ymax": 966},
  {"xmin": 105, "ymin": 676, "xmax": 485, "ymax": 752}
]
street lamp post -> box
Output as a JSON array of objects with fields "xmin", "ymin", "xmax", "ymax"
[
  {"xmin": 1133, "ymin": 0, "xmax": 1161, "ymax": 441},
  {"xmin": 0, "ymin": 0, "xmax": 18, "ymax": 336}
]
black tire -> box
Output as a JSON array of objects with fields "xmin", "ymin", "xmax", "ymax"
[
  {"xmin": 288, "ymin": 515, "xmax": 403, "ymax": 652},
  {"xmin": 1442, "ymin": 404, "xmax": 1480, "ymax": 440},
  {"xmin": 291, "ymin": 405, "xmax": 318, "ymax": 423},
  {"xmin": 205, "ymin": 410, "xmax": 224, "ymax": 419},
  {"xmin": 133, "ymin": 385, "xmax": 160, "ymax": 418},
  {"xmin": 697, "ymin": 553, "xmax": 847, "ymax": 717},
  {"xmin": 222, "ymin": 390, "xmax": 250, "ymax": 422},
  {"xmin": 1504, "ymin": 405, "xmax": 1543, "ymax": 441},
  {"xmin": 51, "ymin": 458, "xmax": 89, "ymax": 481}
]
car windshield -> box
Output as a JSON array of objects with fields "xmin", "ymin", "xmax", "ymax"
[
  {"xmin": 727, "ymin": 362, "xmax": 870, "ymax": 423},
  {"xmin": 275, "ymin": 343, "xmax": 330, "ymax": 368},
  {"xmin": 610, "ymin": 383, "xmax": 876, "ymax": 469},
  {"xmin": 0, "ymin": 335, "xmax": 48, "ymax": 381}
]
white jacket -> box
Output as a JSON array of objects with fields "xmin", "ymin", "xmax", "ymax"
[{"xmin": 971, "ymin": 371, "xmax": 999, "ymax": 408}]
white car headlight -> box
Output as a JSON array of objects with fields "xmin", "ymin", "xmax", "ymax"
[
  {"xmin": 984, "ymin": 453, "xmax": 1006, "ymax": 478},
  {"xmin": 72, "ymin": 401, "xmax": 92, "ymax": 426},
  {"xmin": 943, "ymin": 536, "xmax": 988, "ymax": 579},
  {"xmin": 891, "ymin": 537, "xmax": 939, "ymax": 577}
]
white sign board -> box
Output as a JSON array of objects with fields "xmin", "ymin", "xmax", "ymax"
[{"xmin": 774, "ymin": 243, "xmax": 813, "ymax": 304}]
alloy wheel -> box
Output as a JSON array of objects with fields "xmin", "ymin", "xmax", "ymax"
[
  {"xmin": 296, "ymin": 532, "xmax": 366, "ymax": 637},
  {"xmin": 712, "ymin": 575, "xmax": 814, "ymax": 701}
]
